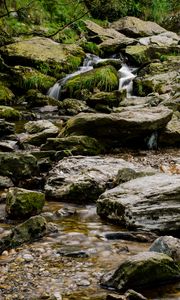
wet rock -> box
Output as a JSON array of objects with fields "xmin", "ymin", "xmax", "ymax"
[
  {"xmin": 45, "ymin": 156, "xmax": 142, "ymax": 203},
  {"xmin": 0, "ymin": 152, "xmax": 38, "ymax": 182},
  {"xmin": 55, "ymin": 207, "xmax": 76, "ymax": 218},
  {"xmin": 20, "ymin": 89, "xmax": 61, "ymax": 108},
  {"xmin": 22, "ymin": 120, "xmax": 59, "ymax": 146},
  {"xmin": 6, "ymin": 187, "xmax": 45, "ymax": 219},
  {"xmin": 61, "ymin": 107, "xmax": 172, "ymax": 148},
  {"xmin": 0, "ymin": 140, "xmax": 18, "ymax": 152},
  {"xmin": 149, "ymin": 236, "xmax": 180, "ymax": 261},
  {"xmin": 99, "ymin": 36, "xmax": 136, "ymax": 56},
  {"xmin": 57, "ymin": 247, "xmax": 89, "ymax": 258},
  {"xmin": 0, "ymin": 119, "xmax": 15, "ymax": 137},
  {"xmin": 41, "ymin": 135, "xmax": 105, "ymax": 156},
  {"xmin": 111, "ymin": 16, "xmax": 166, "ymax": 38},
  {"xmin": 1, "ymin": 37, "xmax": 85, "ymax": 78},
  {"xmin": 0, "ymin": 215, "xmax": 47, "ymax": 254},
  {"xmin": 104, "ymin": 231, "xmax": 157, "ymax": 243},
  {"xmin": 101, "ymin": 252, "xmax": 180, "ymax": 291},
  {"xmin": 87, "ymin": 91, "xmax": 125, "ymax": 109},
  {"xmin": 106, "ymin": 294, "xmax": 125, "ymax": 300},
  {"xmin": 97, "ymin": 173, "xmax": 180, "ymax": 233}
]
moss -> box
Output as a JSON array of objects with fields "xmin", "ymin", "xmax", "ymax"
[
  {"xmin": 6, "ymin": 187, "xmax": 45, "ymax": 219},
  {"xmin": 80, "ymin": 41, "xmax": 101, "ymax": 56},
  {"xmin": 64, "ymin": 65, "xmax": 119, "ymax": 98},
  {"xmin": 0, "ymin": 82, "xmax": 15, "ymax": 105},
  {"xmin": 0, "ymin": 105, "xmax": 21, "ymax": 120}
]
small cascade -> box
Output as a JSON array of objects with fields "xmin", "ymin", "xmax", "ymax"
[
  {"xmin": 146, "ymin": 132, "xmax": 158, "ymax": 150},
  {"xmin": 118, "ymin": 64, "xmax": 136, "ymax": 97},
  {"xmin": 47, "ymin": 54, "xmax": 102, "ymax": 100}
]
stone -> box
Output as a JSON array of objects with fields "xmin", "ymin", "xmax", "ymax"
[
  {"xmin": 139, "ymin": 31, "xmax": 180, "ymax": 47},
  {"xmin": 97, "ymin": 173, "xmax": 180, "ymax": 233},
  {"xmin": 0, "ymin": 152, "xmax": 38, "ymax": 182},
  {"xmin": 125, "ymin": 289, "xmax": 147, "ymax": 300},
  {"xmin": 41, "ymin": 135, "xmax": 104, "ymax": 156},
  {"xmin": 45, "ymin": 156, "xmax": 155, "ymax": 203},
  {"xmin": 6, "ymin": 187, "xmax": 45, "ymax": 219},
  {"xmin": 149, "ymin": 236, "xmax": 180, "ymax": 261},
  {"xmin": 61, "ymin": 107, "xmax": 172, "ymax": 148},
  {"xmin": 111, "ymin": 16, "xmax": 166, "ymax": 37},
  {"xmin": 84, "ymin": 20, "xmax": 123, "ymax": 42},
  {"xmin": 0, "ymin": 82, "xmax": 15, "ymax": 105},
  {"xmin": 0, "ymin": 215, "xmax": 47, "ymax": 254},
  {"xmin": 58, "ymin": 98, "xmax": 90, "ymax": 116},
  {"xmin": 1, "ymin": 37, "xmax": 85, "ymax": 78},
  {"xmin": 0, "ymin": 176, "xmax": 13, "ymax": 188},
  {"xmin": 22, "ymin": 120, "xmax": 59, "ymax": 146},
  {"xmin": 159, "ymin": 116, "xmax": 180, "ymax": 146},
  {"xmin": 87, "ymin": 91, "xmax": 125, "ymax": 109},
  {"xmin": 104, "ymin": 231, "xmax": 157, "ymax": 243},
  {"xmin": 0, "ymin": 105, "xmax": 21, "ymax": 121},
  {"xmin": 100, "ymin": 252, "xmax": 180, "ymax": 291},
  {"xmin": 99, "ymin": 36, "xmax": 136, "ymax": 56},
  {"xmin": 20, "ymin": 89, "xmax": 61, "ymax": 108}
]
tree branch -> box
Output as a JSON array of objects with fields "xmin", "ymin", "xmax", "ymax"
[{"xmin": 0, "ymin": 0, "xmax": 35, "ymax": 18}]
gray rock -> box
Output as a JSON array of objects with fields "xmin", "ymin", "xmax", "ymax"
[
  {"xmin": 111, "ymin": 16, "xmax": 166, "ymax": 37},
  {"xmin": 61, "ymin": 107, "xmax": 173, "ymax": 147},
  {"xmin": 101, "ymin": 252, "xmax": 180, "ymax": 291},
  {"xmin": 149, "ymin": 236, "xmax": 180, "ymax": 261},
  {"xmin": 0, "ymin": 176, "xmax": 13, "ymax": 188},
  {"xmin": 97, "ymin": 173, "xmax": 180, "ymax": 233},
  {"xmin": 45, "ymin": 156, "xmax": 151, "ymax": 203},
  {"xmin": 139, "ymin": 31, "xmax": 180, "ymax": 47},
  {"xmin": 0, "ymin": 119, "xmax": 15, "ymax": 137}
]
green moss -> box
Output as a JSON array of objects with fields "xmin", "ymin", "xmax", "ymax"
[
  {"xmin": 64, "ymin": 65, "xmax": 119, "ymax": 98},
  {"xmin": 80, "ymin": 41, "xmax": 101, "ymax": 56},
  {"xmin": 0, "ymin": 105, "xmax": 21, "ymax": 120},
  {"xmin": 0, "ymin": 83, "xmax": 15, "ymax": 105}
]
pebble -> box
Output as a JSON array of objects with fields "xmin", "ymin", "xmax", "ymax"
[{"xmin": 22, "ymin": 254, "xmax": 34, "ymax": 262}]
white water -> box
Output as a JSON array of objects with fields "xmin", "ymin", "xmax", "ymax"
[
  {"xmin": 118, "ymin": 64, "xmax": 136, "ymax": 96},
  {"xmin": 146, "ymin": 132, "xmax": 158, "ymax": 150},
  {"xmin": 47, "ymin": 54, "xmax": 102, "ymax": 100}
]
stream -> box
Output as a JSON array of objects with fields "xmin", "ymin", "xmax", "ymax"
[{"xmin": 0, "ymin": 54, "xmax": 180, "ymax": 300}]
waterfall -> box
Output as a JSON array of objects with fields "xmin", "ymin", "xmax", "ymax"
[
  {"xmin": 146, "ymin": 132, "xmax": 158, "ymax": 150},
  {"xmin": 118, "ymin": 64, "xmax": 136, "ymax": 97},
  {"xmin": 47, "ymin": 54, "xmax": 102, "ymax": 100}
]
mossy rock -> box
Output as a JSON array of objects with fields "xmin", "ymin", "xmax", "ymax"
[
  {"xmin": 41, "ymin": 135, "xmax": 105, "ymax": 156},
  {"xmin": 19, "ymin": 89, "xmax": 61, "ymax": 108},
  {"xmin": 1, "ymin": 37, "xmax": 85, "ymax": 78},
  {"xmin": 0, "ymin": 105, "xmax": 21, "ymax": 120},
  {"xmin": 0, "ymin": 82, "xmax": 15, "ymax": 105},
  {"xmin": 0, "ymin": 152, "xmax": 38, "ymax": 182},
  {"xmin": 101, "ymin": 252, "xmax": 180, "ymax": 291},
  {"xmin": 12, "ymin": 66, "xmax": 57, "ymax": 93},
  {"xmin": 0, "ymin": 215, "xmax": 47, "ymax": 254},
  {"xmin": 58, "ymin": 98, "xmax": 90, "ymax": 116},
  {"xmin": 87, "ymin": 91, "xmax": 125, "ymax": 108},
  {"xmin": 64, "ymin": 65, "xmax": 119, "ymax": 98},
  {"xmin": 6, "ymin": 187, "xmax": 45, "ymax": 219}
]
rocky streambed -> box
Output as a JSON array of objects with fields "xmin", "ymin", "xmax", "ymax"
[{"xmin": 0, "ymin": 16, "xmax": 180, "ymax": 300}]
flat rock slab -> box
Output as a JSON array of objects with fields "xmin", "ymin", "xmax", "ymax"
[
  {"xmin": 61, "ymin": 107, "xmax": 172, "ymax": 147},
  {"xmin": 101, "ymin": 252, "xmax": 180, "ymax": 291},
  {"xmin": 45, "ymin": 156, "xmax": 155, "ymax": 203},
  {"xmin": 97, "ymin": 173, "xmax": 180, "ymax": 233}
]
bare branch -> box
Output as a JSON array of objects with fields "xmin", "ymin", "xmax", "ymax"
[{"xmin": 0, "ymin": 0, "xmax": 35, "ymax": 18}]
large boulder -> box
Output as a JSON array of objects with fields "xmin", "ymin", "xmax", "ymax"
[
  {"xmin": 149, "ymin": 236, "xmax": 180, "ymax": 261},
  {"xmin": 0, "ymin": 216, "xmax": 48, "ymax": 254},
  {"xmin": 97, "ymin": 173, "xmax": 180, "ymax": 233},
  {"xmin": 61, "ymin": 107, "xmax": 172, "ymax": 147},
  {"xmin": 63, "ymin": 65, "xmax": 119, "ymax": 98},
  {"xmin": 0, "ymin": 37, "xmax": 85, "ymax": 78},
  {"xmin": 111, "ymin": 16, "xmax": 166, "ymax": 37},
  {"xmin": 0, "ymin": 152, "xmax": 38, "ymax": 182},
  {"xmin": 139, "ymin": 31, "xmax": 180, "ymax": 47},
  {"xmin": 6, "ymin": 187, "xmax": 45, "ymax": 219},
  {"xmin": 45, "ymin": 156, "xmax": 154, "ymax": 203},
  {"xmin": 101, "ymin": 252, "xmax": 180, "ymax": 291},
  {"xmin": 99, "ymin": 36, "xmax": 136, "ymax": 56}
]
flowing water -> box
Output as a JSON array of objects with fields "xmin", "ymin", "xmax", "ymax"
[{"xmin": 47, "ymin": 54, "xmax": 136, "ymax": 100}]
